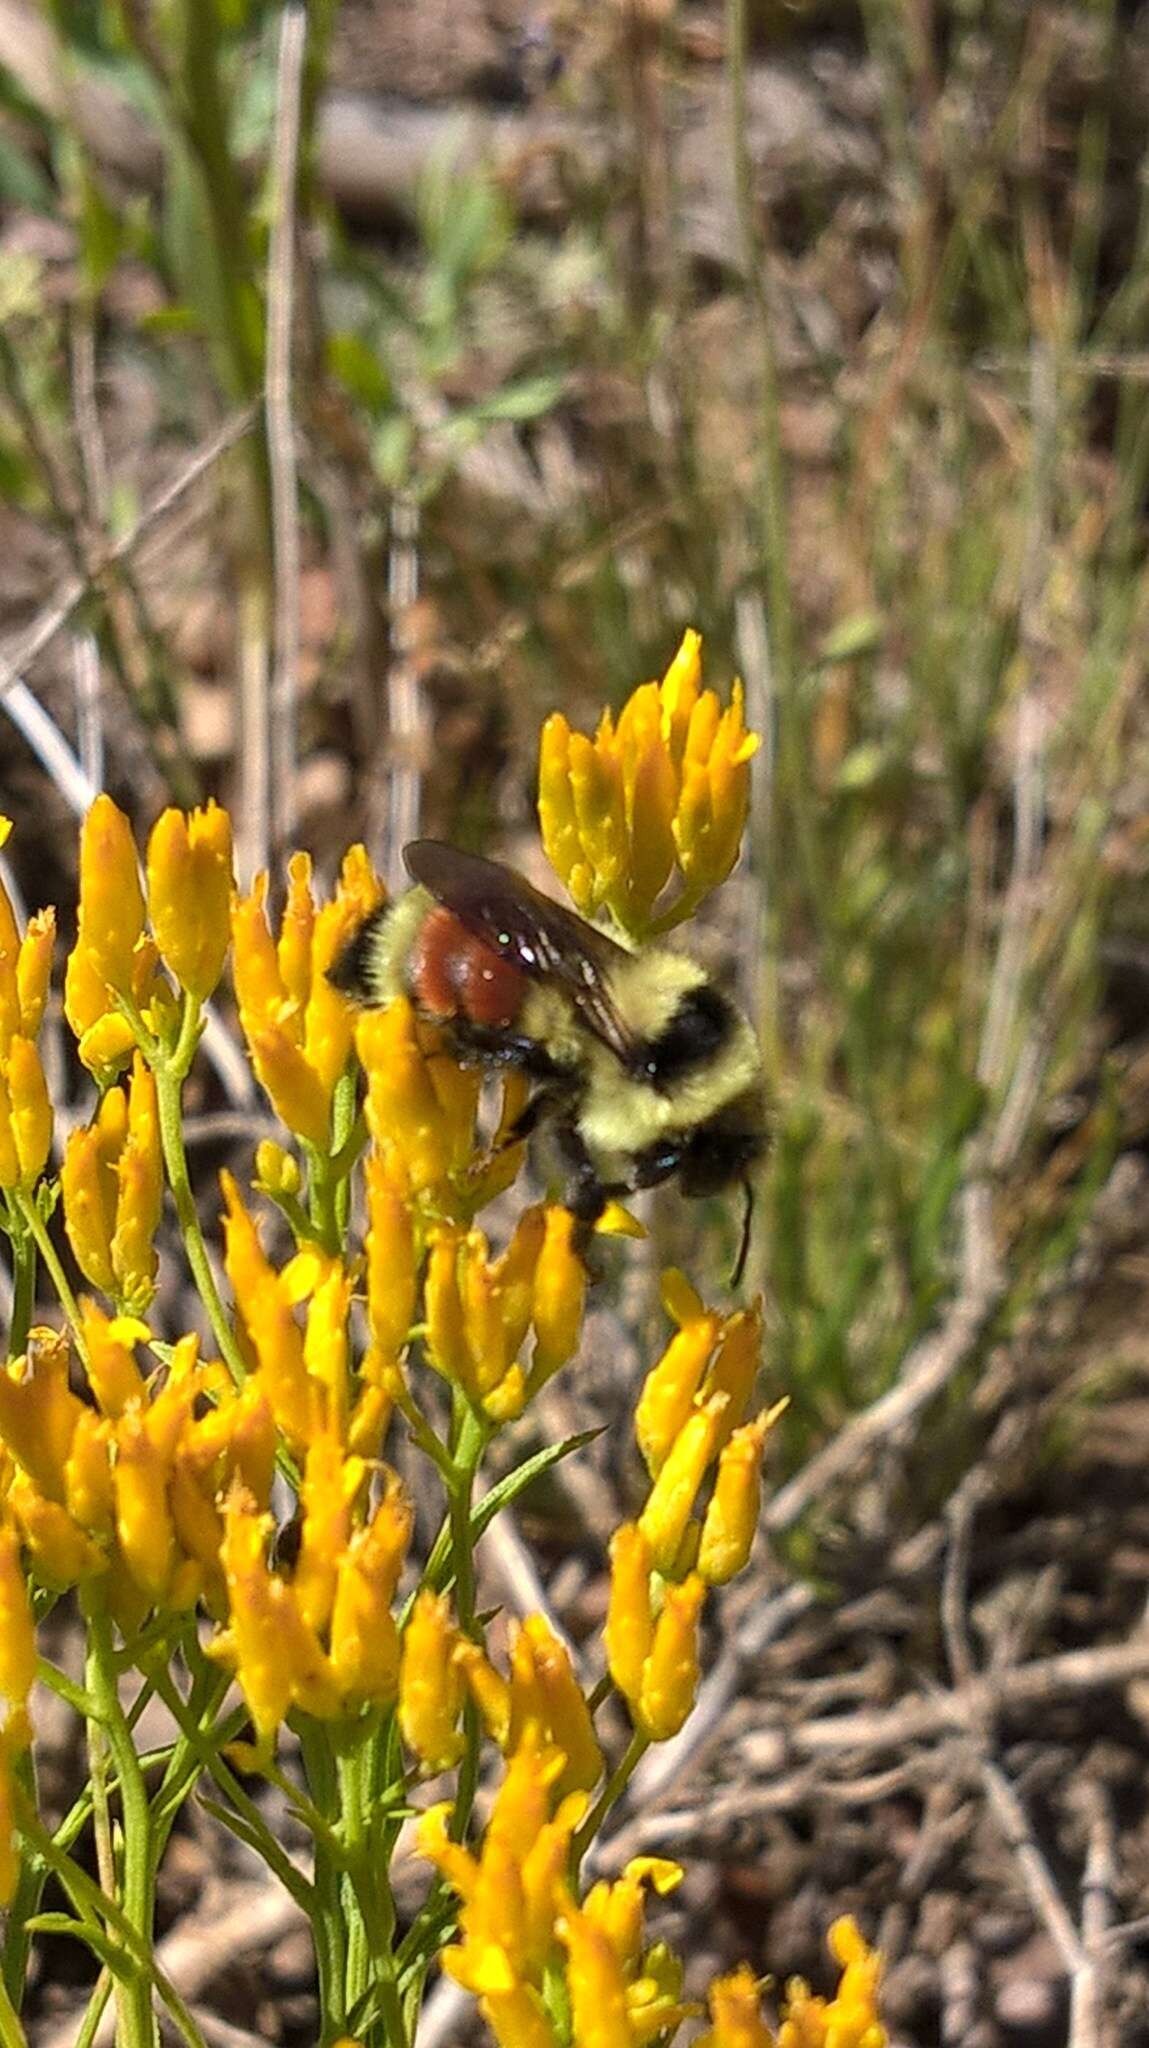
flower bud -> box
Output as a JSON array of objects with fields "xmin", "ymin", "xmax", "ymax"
[
  {"xmin": 698, "ymin": 1405, "xmax": 784, "ymax": 1586},
  {"xmin": 604, "ymin": 1524, "xmax": 653, "ymax": 1710},
  {"xmin": 638, "ymin": 1574, "xmax": 705, "ymax": 1741},
  {"xmin": 146, "ymin": 802, "xmax": 234, "ymax": 999},
  {"xmin": 399, "ymin": 1589, "xmax": 464, "ymax": 1770},
  {"xmin": 637, "ymin": 1393, "xmax": 728, "ymax": 1576},
  {"xmin": 75, "ymin": 796, "xmax": 145, "ymax": 996}
]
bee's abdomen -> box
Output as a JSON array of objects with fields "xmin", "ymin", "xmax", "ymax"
[{"xmin": 410, "ymin": 906, "xmax": 526, "ymax": 1029}]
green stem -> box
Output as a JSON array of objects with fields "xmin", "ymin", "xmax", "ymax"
[
  {"xmin": 572, "ymin": 1729, "xmax": 650, "ymax": 1870},
  {"xmin": 16, "ymin": 1807, "xmax": 205, "ymax": 2048},
  {"xmin": 337, "ymin": 1737, "xmax": 407, "ymax": 2048},
  {"xmin": 81, "ymin": 1589, "xmax": 158, "ymax": 2048},
  {"xmin": 297, "ymin": 1720, "xmax": 350, "ymax": 2035},
  {"xmin": 5, "ymin": 1220, "xmax": 36, "ymax": 1361},
  {"xmin": 144, "ymin": 1660, "xmax": 316, "ymax": 1913},
  {"xmin": 11, "ymin": 1191, "xmax": 84, "ymax": 1352},
  {"xmin": 446, "ymin": 1397, "xmax": 486, "ymax": 1636},
  {"xmin": 70, "ymin": 1975, "xmax": 114, "ymax": 2048},
  {"xmin": 2, "ymin": 1747, "xmax": 42, "ymax": 2014},
  {"xmin": 152, "ymin": 994, "xmax": 247, "ymax": 1383},
  {"xmin": 0, "ymin": 1963, "xmax": 28, "ymax": 2048}
]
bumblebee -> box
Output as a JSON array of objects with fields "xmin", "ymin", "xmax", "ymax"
[{"xmin": 331, "ymin": 842, "xmax": 765, "ymax": 1280}]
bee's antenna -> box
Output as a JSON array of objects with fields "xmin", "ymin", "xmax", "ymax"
[{"xmin": 730, "ymin": 1178, "xmax": 755, "ymax": 1290}]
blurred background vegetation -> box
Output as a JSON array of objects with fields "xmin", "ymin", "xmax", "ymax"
[{"xmin": 0, "ymin": 0, "xmax": 1146, "ymax": 1484}]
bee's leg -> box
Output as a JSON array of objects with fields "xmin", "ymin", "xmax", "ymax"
[
  {"xmin": 492, "ymin": 1086, "xmax": 562, "ymax": 1153},
  {"xmin": 448, "ymin": 1021, "xmax": 566, "ymax": 1080},
  {"xmin": 550, "ymin": 1125, "xmax": 623, "ymax": 1266}
]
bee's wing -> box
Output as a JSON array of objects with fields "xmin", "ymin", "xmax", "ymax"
[{"xmin": 404, "ymin": 840, "xmax": 637, "ymax": 1060}]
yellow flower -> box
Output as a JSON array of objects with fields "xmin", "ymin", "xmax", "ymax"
[
  {"xmin": 0, "ymin": 1522, "xmax": 36, "ymax": 1745},
  {"xmin": 637, "ymin": 1392, "xmax": 728, "ymax": 1577},
  {"xmin": 62, "ymin": 1406, "xmax": 115, "ymax": 1537},
  {"xmin": 698, "ymin": 1964, "xmax": 777, "ymax": 2048},
  {"xmin": 538, "ymin": 631, "xmax": 759, "ymax": 939},
  {"xmin": 232, "ymin": 847, "xmax": 384, "ymax": 1148},
  {"xmin": 11, "ymin": 909, "xmax": 54, "ymax": 1048},
  {"xmin": 701, "ymin": 1303, "xmax": 765, "ymax": 1455},
  {"xmin": 453, "ymin": 1644, "xmax": 510, "ymax": 1754},
  {"xmin": 420, "ymin": 1728, "xmax": 580, "ymax": 2005},
  {"xmin": 110, "ymin": 1058, "xmax": 163, "ymax": 1309},
  {"xmin": 583, "ymin": 1860, "xmax": 684, "ymax": 1979},
  {"xmin": 558, "ymin": 1899, "xmax": 635, "ymax": 2048},
  {"xmin": 425, "ymin": 1208, "xmax": 585, "ymax": 1421},
  {"xmin": 210, "ymin": 1488, "xmax": 343, "ymax": 1741},
  {"xmin": 113, "ymin": 1402, "xmax": 179, "ymax": 1603},
  {"xmin": 7, "ymin": 1474, "xmax": 104, "ymax": 1588},
  {"xmin": 225, "ymin": 1210, "xmax": 360, "ymax": 1453},
  {"xmin": 71, "ymin": 795, "xmax": 146, "ymax": 998},
  {"xmin": 698, "ymin": 1403, "xmax": 785, "ymax": 1586},
  {"xmin": 357, "ymin": 998, "xmax": 480, "ymax": 1205},
  {"xmin": 62, "ymin": 1057, "xmax": 162, "ymax": 1312},
  {"xmin": 0, "ymin": 1036, "xmax": 51, "ymax": 1188},
  {"xmin": 425, "ymin": 1214, "xmax": 537, "ymax": 1418},
  {"xmin": 0, "ymin": 1330, "xmax": 85, "ymax": 1500},
  {"xmin": 291, "ymin": 1434, "xmax": 363, "ymax": 1635},
  {"xmin": 64, "ymin": 800, "xmax": 167, "ymax": 1078},
  {"xmin": 80, "ymin": 1302, "xmax": 148, "ymax": 1419},
  {"xmin": 232, "ymin": 878, "xmax": 330, "ymax": 1145},
  {"xmin": 146, "ymin": 802, "xmax": 234, "ymax": 1000},
  {"xmin": 608, "ymin": 1528, "xmax": 707, "ymax": 1740},
  {"xmin": 479, "ymin": 1985, "xmax": 560, "ymax": 2048},
  {"xmin": 637, "ymin": 1573, "xmax": 705, "ymax": 1741},
  {"xmin": 507, "ymin": 1614, "xmax": 603, "ymax": 1797},
  {"xmin": 399, "ymin": 1588, "xmax": 464, "ymax": 1770},
  {"xmin": 364, "ymin": 1149, "xmax": 418, "ymax": 1368},
  {"xmin": 218, "ymin": 1186, "xmax": 290, "ymax": 1399},
  {"xmin": 253, "ymin": 1138, "xmax": 301, "ymax": 1202},
  {"xmin": 635, "ymin": 1274, "xmax": 722, "ymax": 1479},
  {"xmin": 328, "ymin": 1476, "xmax": 410, "ymax": 1707},
  {"xmin": 604, "ymin": 1523, "xmax": 654, "ymax": 1710},
  {"xmin": 530, "ymin": 1207, "xmax": 586, "ymax": 1384},
  {"xmin": 778, "ymin": 1919, "xmax": 886, "ymax": 2048}
]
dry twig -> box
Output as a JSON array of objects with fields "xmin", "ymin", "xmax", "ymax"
[
  {"xmin": 266, "ymin": 2, "xmax": 308, "ymax": 858},
  {"xmin": 0, "ymin": 406, "xmax": 259, "ymax": 705}
]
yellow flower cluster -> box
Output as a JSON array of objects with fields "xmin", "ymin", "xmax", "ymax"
[
  {"xmin": 423, "ymin": 1207, "xmax": 586, "ymax": 1421},
  {"xmin": 419, "ymin": 1729, "xmax": 691, "ymax": 2048},
  {"xmin": 211, "ymin": 1462, "xmax": 411, "ymax": 1742},
  {"xmin": 699, "ymin": 1921, "xmax": 886, "ymax": 2047},
  {"xmin": 607, "ymin": 1272, "xmax": 782, "ymax": 1740},
  {"xmin": 0, "ymin": 1315, "xmax": 271, "ymax": 1627},
  {"xmin": 0, "ymin": 641, "xmax": 889, "ymax": 2045},
  {"xmin": 539, "ymin": 630, "xmax": 759, "ymax": 939},
  {"xmin": 400, "ymin": 1599, "xmax": 602, "ymax": 1793}
]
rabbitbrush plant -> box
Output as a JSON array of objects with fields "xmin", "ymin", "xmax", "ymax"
[{"xmin": 0, "ymin": 635, "xmax": 886, "ymax": 2048}]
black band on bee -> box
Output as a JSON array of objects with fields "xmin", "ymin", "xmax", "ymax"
[
  {"xmin": 631, "ymin": 985, "xmax": 735, "ymax": 1090},
  {"xmin": 328, "ymin": 911, "xmax": 385, "ymax": 998}
]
